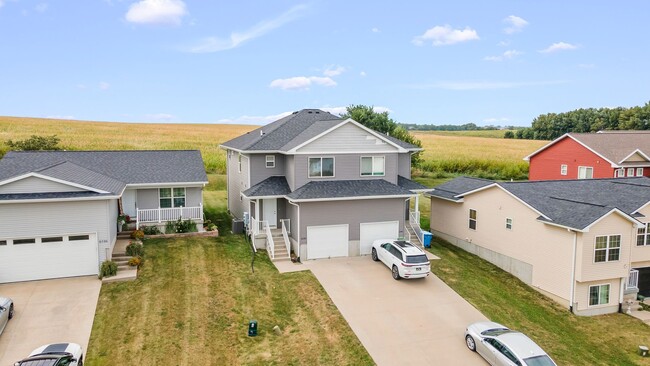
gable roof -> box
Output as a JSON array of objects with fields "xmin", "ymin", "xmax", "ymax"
[
  {"xmin": 430, "ymin": 176, "xmax": 650, "ymax": 231},
  {"xmin": 287, "ymin": 179, "xmax": 414, "ymax": 202},
  {"xmin": 524, "ymin": 131, "xmax": 650, "ymax": 166},
  {"xmin": 220, "ymin": 109, "xmax": 421, "ymax": 153},
  {"xmin": 0, "ymin": 150, "xmax": 208, "ymax": 197},
  {"xmin": 242, "ymin": 176, "xmax": 291, "ymax": 198}
]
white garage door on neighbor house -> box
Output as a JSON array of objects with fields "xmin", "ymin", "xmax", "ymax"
[
  {"xmin": 359, "ymin": 221, "xmax": 400, "ymax": 255},
  {"xmin": 0, "ymin": 233, "xmax": 99, "ymax": 283},
  {"xmin": 306, "ymin": 224, "xmax": 349, "ymax": 260}
]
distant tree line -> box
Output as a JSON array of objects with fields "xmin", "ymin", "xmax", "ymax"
[
  {"xmin": 508, "ymin": 101, "xmax": 650, "ymax": 140},
  {"xmin": 400, "ymin": 122, "xmax": 504, "ymax": 131}
]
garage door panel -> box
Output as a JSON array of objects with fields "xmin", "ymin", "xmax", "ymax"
[
  {"xmin": 307, "ymin": 224, "xmax": 349, "ymax": 260},
  {"xmin": 0, "ymin": 234, "xmax": 98, "ymax": 283},
  {"xmin": 360, "ymin": 221, "xmax": 399, "ymax": 255}
]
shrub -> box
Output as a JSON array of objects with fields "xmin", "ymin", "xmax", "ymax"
[
  {"xmin": 141, "ymin": 225, "xmax": 162, "ymax": 235},
  {"xmin": 128, "ymin": 256, "xmax": 143, "ymax": 268},
  {"xmin": 165, "ymin": 221, "xmax": 176, "ymax": 234},
  {"xmin": 130, "ymin": 230, "xmax": 144, "ymax": 240},
  {"xmin": 99, "ymin": 260, "xmax": 117, "ymax": 279},
  {"xmin": 126, "ymin": 241, "xmax": 144, "ymax": 256}
]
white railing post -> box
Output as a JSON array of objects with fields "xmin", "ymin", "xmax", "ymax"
[
  {"xmin": 627, "ymin": 269, "xmax": 639, "ymax": 290},
  {"xmin": 158, "ymin": 207, "xmax": 161, "ymax": 223},
  {"xmin": 263, "ymin": 220, "xmax": 275, "ymax": 259},
  {"xmin": 281, "ymin": 219, "xmax": 290, "ymax": 259},
  {"xmin": 200, "ymin": 203, "xmax": 203, "ymax": 221}
]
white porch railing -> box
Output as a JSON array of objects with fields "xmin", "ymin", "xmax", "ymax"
[
  {"xmin": 136, "ymin": 204, "xmax": 203, "ymax": 229},
  {"xmin": 627, "ymin": 269, "xmax": 640, "ymax": 290},
  {"xmin": 263, "ymin": 220, "xmax": 275, "ymax": 259},
  {"xmin": 281, "ymin": 219, "xmax": 291, "ymax": 258},
  {"xmin": 404, "ymin": 224, "xmax": 412, "ymax": 242},
  {"xmin": 409, "ymin": 211, "xmax": 423, "ymax": 244}
]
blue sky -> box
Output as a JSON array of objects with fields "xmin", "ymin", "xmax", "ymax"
[{"xmin": 1, "ymin": 0, "xmax": 649, "ymax": 126}]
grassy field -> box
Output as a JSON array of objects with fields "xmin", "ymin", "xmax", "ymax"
[
  {"xmin": 428, "ymin": 239, "xmax": 650, "ymax": 366},
  {"xmin": 87, "ymin": 235, "xmax": 372, "ymax": 366}
]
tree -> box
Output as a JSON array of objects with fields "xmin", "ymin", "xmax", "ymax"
[
  {"xmin": 6, "ymin": 135, "xmax": 62, "ymax": 151},
  {"xmin": 340, "ymin": 105, "xmax": 423, "ymax": 166},
  {"xmin": 503, "ymin": 131, "xmax": 515, "ymax": 139}
]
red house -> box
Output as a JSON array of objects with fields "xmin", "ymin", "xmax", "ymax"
[{"xmin": 524, "ymin": 131, "xmax": 650, "ymax": 181}]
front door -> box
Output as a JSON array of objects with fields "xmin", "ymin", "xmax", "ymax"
[{"xmin": 263, "ymin": 198, "xmax": 277, "ymax": 228}]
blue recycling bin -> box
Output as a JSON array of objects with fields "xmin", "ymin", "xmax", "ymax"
[{"xmin": 422, "ymin": 231, "xmax": 433, "ymax": 248}]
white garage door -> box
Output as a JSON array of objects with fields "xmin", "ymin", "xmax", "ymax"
[
  {"xmin": 307, "ymin": 224, "xmax": 349, "ymax": 260},
  {"xmin": 0, "ymin": 233, "xmax": 99, "ymax": 283},
  {"xmin": 360, "ymin": 221, "xmax": 400, "ymax": 255}
]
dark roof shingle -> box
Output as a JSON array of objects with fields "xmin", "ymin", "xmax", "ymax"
[
  {"xmin": 242, "ymin": 176, "xmax": 291, "ymax": 198},
  {"xmin": 287, "ymin": 179, "xmax": 414, "ymax": 201}
]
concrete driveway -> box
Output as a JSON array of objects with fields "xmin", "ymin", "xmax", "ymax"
[
  {"xmin": 0, "ymin": 276, "xmax": 101, "ymax": 365},
  {"xmin": 304, "ymin": 256, "xmax": 488, "ymax": 365}
]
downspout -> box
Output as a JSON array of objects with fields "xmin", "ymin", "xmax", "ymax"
[
  {"xmin": 619, "ymin": 278, "xmax": 625, "ymax": 313},
  {"xmin": 287, "ymin": 200, "xmax": 300, "ymax": 260},
  {"xmin": 569, "ymin": 229, "xmax": 578, "ymax": 313}
]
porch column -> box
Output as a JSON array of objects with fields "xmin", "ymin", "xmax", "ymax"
[{"xmin": 255, "ymin": 199, "xmax": 260, "ymax": 234}]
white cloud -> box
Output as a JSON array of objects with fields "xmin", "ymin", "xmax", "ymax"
[
  {"xmin": 408, "ymin": 80, "xmax": 568, "ymax": 90},
  {"xmin": 412, "ymin": 25, "xmax": 479, "ymax": 46},
  {"xmin": 145, "ymin": 113, "xmax": 175, "ymax": 121},
  {"xmin": 269, "ymin": 76, "xmax": 336, "ymax": 91},
  {"xmin": 503, "ymin": 15, "xmax": 528, "ymax": 34},
  {"xmin": 125, "ymin": 0, "xmax": 188, "ymax": 26},
  {"xmin": 372, "ymin": 27, "xmax": 380, "ymax": 33},
  {"xmin": 539, "ymin": 42, "xmax": 578, "ymax": 53},
  {"xmin": 99, "ymin": 81, "xmax": 111, "ymax": 90},
  {"xmin": 323, "ymin": 65, "xmax": 346, "ymax": 77},
  {"xmin": 483, "ymin": 49, "xmax": 522, "ymax": 62},
  {"xmin": 186, "ymin": 4, "xmax": 307, "ymax": 53},
  {"xmin": 360, "ymin": 71, "xmax": 367, "ymax": 77},
  {"xmin": 35, "ymin": 3, "xmax": 47, "ymax": 12}
]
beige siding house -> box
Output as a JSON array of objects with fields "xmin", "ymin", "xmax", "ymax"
[{"xmin": 429, "ymin": 177, "xmax": 650, "ymax": 316}]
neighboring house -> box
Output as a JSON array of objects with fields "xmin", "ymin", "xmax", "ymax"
[
  {"xmin": 220, "ymin": 109, "xmax": 429, "ymax": 261},
  {"xmin": 0, "ymin": 150, "xmax": 208, "ymax": 283},
  {"xmin": 525, "ymin": 130, "xmax": 650, "ymax": 180},
  {"xmin": 429, "ymin": 176, "xmax": 650, "ymax": 316}
]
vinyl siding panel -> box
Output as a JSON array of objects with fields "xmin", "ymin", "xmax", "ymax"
[
  {"xmin": 249, "ymin": 154, "xmax": 285, "ymax": 187},
  {"xmin": 226, "ymin": 151, "xmax": 250, "ymax": 219},
  {"xmin": 529, "ymin": 137, "xmax": 615, "ymax": 180},
  {"xmin": 137, "ymin": 189, "xmax": 158, "ymax": 210},
  {"xmin": 574, "ymin": 279, "xmax": 622, "ymax": 315},
  {"xmin": 631, "ymin": 205, "xmax": 650, "ymax": 266},
  {"xmin": 186, "ymin": 187, "xmax": 203, "ymax": 207},
  {"xmin": 285, "ymin": 155, "xmax": 295, "ymax": 191},
  {"xmin": 293, "ymin": 153, "xmax": 398, "ymax": 188},
  {"xmin": 398, "ymin": 153, "xmax": 411, "ymax": 179},
  {"xmin": 296, "ymin": 123, "xmax": 399, "ymax": 153},
  {"xmin": 0, "ymin": 176, "xmax": 85, "ymax": 194}
]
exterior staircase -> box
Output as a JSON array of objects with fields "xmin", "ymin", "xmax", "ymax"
[
  {"xmin": 103, "ymin": 230, "xmax": 138, "ymax": 283},
  {"xmin": 270, "ymin": 228, "xmax": 291, "ymax": 262},
  {"xmin": 405, "ymin": 220, "xmax": 425, "ymax": 250}
]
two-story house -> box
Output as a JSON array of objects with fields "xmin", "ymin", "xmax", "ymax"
[
  {"xmin": 525, "ymin": 131, "xmax": 650, "ymax": 180},
  {"xmin": 220, "ymin": 109, "xmax": 428, "ymax": 261},
  {"xmin": 429, "ymin": 176, "xmax": 650, "ymax": 316}
]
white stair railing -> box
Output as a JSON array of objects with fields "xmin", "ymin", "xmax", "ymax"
[
  {"xmin": 409, "ymin": 211, "xmax": 424, "ymax": 244},
  {"xmin": 627, "ymin": 269, "xmax": 639, "ymax": 290},
  {"xmin": 263, "ymin": 220, "xmax": 275, "ymax": 259},
  {"xmin": 281, "ymin": 219, "xmax": 291, "ymax": 259}
]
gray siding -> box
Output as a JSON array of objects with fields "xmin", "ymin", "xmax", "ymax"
[
  {"xmin": 296, "ymin": 123, "xmax": 399, "ymax": 153},
  {"xmin": 293, "ymin": 153, "xmax": 398, "ymax": 188},
  {"xmin": 137, "ymin": 189, "xmax": 158, "ymax": 210},
  {"xmin": 0, "ymin": 199, "xmax": 115, "ymax": 265},
  {"xmin": 249, "ymin": 154, "xmax": 285, "ymax": 187},
  {"xmin": 108, "ymin": 199, "xmax": 118, "ymax": 253},
  {"xmin": 285, "ymin": 155, "xmax": 295, "ymax": 191},
  {"xmin": 186, "ymin": 187, "xmax": 203, "ymax": 207},
  {"xmin": 398, "ymin": 153, "xmax": 412, "ymax": 179},
  {"xmin": 0, "ymin": 176, "xmax": 85, "ymax": 194},
  {"xmin": 227, "ymin": 150, "xmax": 250, "ymax": 219}
]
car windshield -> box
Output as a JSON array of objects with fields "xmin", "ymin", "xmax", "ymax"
[
  {"xmin": 481, "ymin": 328, "xmax": 511, "ymax": 336},
  {"xmin": 405, "ymin": 254, "xmax": 428, "ymax": 264},
  {"xmin": 524, "ymin": 355, "xmax": 556, "ymax": 366}
]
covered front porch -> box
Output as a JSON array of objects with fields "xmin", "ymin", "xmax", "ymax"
[
  {"xmin": 119, "ymin": 185, "xmax": 205, "ymax": 230},
  {"xmin": 247, "ymin": 197, "xmax": 292, "ymax": 261}
]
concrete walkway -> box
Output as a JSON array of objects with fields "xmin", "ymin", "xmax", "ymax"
[
  {"xmin": 303, "ymin": 256, "xmax": 488, "ymax": 365},
  {"xmin": 0, "ymin": 276, "xmax": 101, "ymax": 365}
]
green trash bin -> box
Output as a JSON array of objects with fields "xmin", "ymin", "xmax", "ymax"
[{"xmin": 248, "ymin": 320, "xmax": 258, "ymax": 337}]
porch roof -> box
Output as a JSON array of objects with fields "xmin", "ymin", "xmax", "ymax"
[
  {"xmin": 287, "ymin": 179, "xmax": 414, "ymax": 201},
  {"xmin": 397, "ymin": 175, "xmax": 432, "ymax": 192},
  {"xmin": 242, "ymin": 176, "xmax": 291, "ymax": 198}
]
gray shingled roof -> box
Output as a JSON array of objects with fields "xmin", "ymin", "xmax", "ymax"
[
  {"xmin": 242, "ymin": 176, "xmax": 291, "ymax": 198},
  {"xmin": 431, "ymin": 176, "xmax": 650, "ymax": 230},
  {"xmin": 287, "ymin": 179, "xmax": 414, "ymax": 201},
  {"xmin": 397, "ymin": 175, "xmax": 431, "ymax": 191},
  {"xmin": 0, "ymin": 150, "xmax": 208, "ymax": 196},
  {"xmin": 0, "ymin": 191, "xmax": 112, "ymax": 201},
  {"xmin": 220, "ymin": 109, "xmax": 421, "ymax": 152}
]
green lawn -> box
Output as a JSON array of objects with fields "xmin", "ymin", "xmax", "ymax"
[
  {"xmin": 428, "ymin": 238, "xmax": 650, "ymax": 366},
  {"xmin": 86, "ymin": 236, "xmax": 372, "ymax": 365}
]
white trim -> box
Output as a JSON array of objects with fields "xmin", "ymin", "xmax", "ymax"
[
  {"xmin": 560, "ymin": 164, "xmax": 568, "ymax": 176},
  {"xmin": 505, "ymin": 217, "xmax": 513, "ymax": 230},
  {"xmin": 291, "ymin": 150, "xmax": 402, "ymax": 155},
  {"xmin": 0, "ymin": 172, "xmax": 110, "ymax": 194},
  {"xmin": 0, "ymin": 195, "xmax": 121, "ymax": 204},
  {"xmin": 569, "ymin": 230, "xmax": 578, "ymax": 312},
  {"xmin": 289, "ymin": 194, "xmax": 414, "ymax": 203},
  {"xmin": 307, "ymin": 156, "xmax": 335, "ymax": 178},
  {"xmin": 537, "ymin": 219, "xmax": 586, "ymax": 232},
  {"xmin": 468, "ymin": 208, "xmax": 477, "ymax": 230},
  {"xmin": 265, "ymin": 155, "xmax": 276, "ymax": 168},
  {"xmin": 627, "ymin": 167, "xmax": 635, "ymax": 177},
  {"xmin": 219, "ymin": 146, "xmax": 411, "ymax": 155},
  {"xmin": 593, "ymin": 234, "xmax": 622, "ymax": 263},
  {"xmin": 238, "ymin": 153, "xmax": 242, "ymax": 173},
  {"xmin": 125, "ymin": 182, "xmax": 206, "ymax": 188},
  {"xmin": 158, "ymin": 187, "xmax": 186, "ymax": 208},
  {"xmin": 523, "ymin": 133, "xmax": 618, "ymax": 167},
  {"xmin": 633, "ymin": 200, "xmax": 650, "ymax": 215},
  {"xmin": 456, "ymin": 183, "xmax": 551, "ymax": 220},
  {"xmin": 583, "ymin": 208, "xmax": 644, "ymax": 231},
  {"xmin": 615, "ymin": 168, "xmax": 624, "ymax": 178},
  {"xmin": 637, "ymin": 167, "xmax": 644, "ymax": 176},
  {"xmin": 619, "ymin": 149, "xmax": 650, "ymax": 164},
  {"xmin": 360, "ymin": 156, "xmax": 386, "ymax": 177},
  {"xmin": 577, "ymin": 166, "xmax": 594, "ymax": 179},
  {"xmin": 430, "ymin": 195, "xmax": 465, "ymax": 203},
  {"xmin": 587, "ymin": 283, "xmax": 611, "ymax": 307}
]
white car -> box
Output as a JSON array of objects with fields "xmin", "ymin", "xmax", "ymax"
[
  {"xmin": 465, "ymin": 321, "xmax": 557, "ymax": 366},
  {"xmin": 371, "ymin": 239, "xmax": 430, "ymax": 279},
  {"xmin": 14, "ymin": 342, "xmax": 84, "ymax": 366},
  {"xmin": 0, "ymin": 296, "xmax": 14, "ymax": 336}
]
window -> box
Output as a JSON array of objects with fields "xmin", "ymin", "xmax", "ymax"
[
  {"xmin": 42, "ymin": 237, "xmax": 63, "ymax": 243},
  {"xmin": 638, "ymin": 223, "xmax": 650, "ymax": 246},
  {"xmin": 360, "ymin": 156, "xmax": 385, "ymax": 176},
  {"xmin": 589, "ymin": 284, "xmax": 610, "ymax": 306},
  {"xmin": 308, "ymin": 157, "xmax": 334, "ymax": 178},
  {"xmin": 69, "ymin": 235, "xmax": 90, "ymax": 241},
  {"xmin": 265, "ymin": 155, "xmax": 275, "ymax": 168},
  {"xmin": 0, "ymin": 240, "xmax": 6, "ymax": 246},
  {"xmin": 13, "ymin": 238, "xmax": 36, "ymax": 244},
  {"xmin": 615, "ymin": 168, "xmax": 624, "ymax": 178},
  {"xmin": 637, "ymin": 168, "xmax": 644, "ymax": 176},
  {"xmin": 560, "ymin": 164, "xmax": 568, "ymax": 175},
  {"xmin": 469, "ymin": 209, "xmax": 477, "ymax": 230},
  {"xmin": 578, "ymin": 166, "xmax": 593, "ymax": 179},
  {"xmin": 505, "ymin": 218, "xmax": 513, "ymax": 230},
  {"xmin": 627, "ymin": 168, "xmax": 635, "ymax": 177},
  {"xmin": 594, "ymin": 235, "xmax": 620, "ymax": 262},
  {"xmin": 238, "ymin": 153, "xmax": 242, "ymax": 173},
  {"xmin": 160, "ymin": 187, "xmax": 186, "ymax": 208}
]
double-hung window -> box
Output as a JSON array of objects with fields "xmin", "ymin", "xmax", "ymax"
[
  {"xmin": 627, "ymin": 168, "xmax": 635, "ymax": 177},
  {"xmin": 589, "ymin": 284, "xmax": 610, "ymax": 306},
  {"xmin": 560, "ymin": 164, "xmax": 568, "ymax": 176},
  {"xmin": 615, "ymin": 168, "xmax": 624, "ymax": 178},
  {"xmin": 594, "ymin": 235, "xmax": 620, "ymax": 262},
  {"xmin": 265, "ymin": 155, "xmax": 275, "ymax": 168},
  {"xmin": 238, "ymin": 154, "xmax": 242, "ymax": 173},
  {"xmin": 637, "ymin": 168, "xmax": 644, "ymax": 176},
  {"xmin": 578, "ymin": 166, "xmax": 593, "ymax": 179},
  {"xmin": 160, "ymin": 188, "xmax": 186, "ymax": 208},
  {"xmin": 469, "ymin": 209, "xmax": 477, "ymax": 230},
  {"xmin": 505, "ymin": 218, "xmax": 513, "ymax": 230},
  {"xmin": 360, "ymin": 156, "xmax": 385, "ymax": 176},
  {"xmin": 638, "ymin": 223, "xmax": 650, "ymax": 246},
  {"xmin": 309, "ymin": 157, "xmax": 334, "ymax": 178}
]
